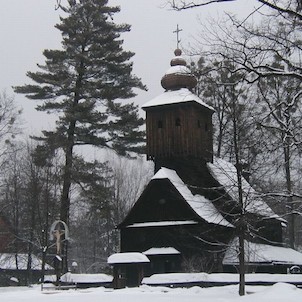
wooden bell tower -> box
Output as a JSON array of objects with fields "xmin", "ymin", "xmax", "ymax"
[{"xmin": 142, "ymin": 49, "xmax": 214, "ymax": 175}]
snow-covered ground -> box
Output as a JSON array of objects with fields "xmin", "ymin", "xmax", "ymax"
[{"xmin": 0, "ymin": 283, "xmax": 301, "ymax": 302}]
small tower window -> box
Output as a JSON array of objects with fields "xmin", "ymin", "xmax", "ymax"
[
  {"xmin": 175, "ymin": 117, "xmax": 181, "ymax": 127},
  {"xmin": 158, "ymin": 120, "xmax": 163, "ymax": 129},
  {"xmin": 197, "ymin": 120, "xmax": 201, "ymax": 128}
]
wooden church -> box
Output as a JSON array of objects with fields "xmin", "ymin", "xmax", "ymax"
[{"xmin": 118, "ymin": 49, "xmax": 302, "ymax": 275}]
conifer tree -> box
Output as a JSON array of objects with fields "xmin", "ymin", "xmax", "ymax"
[{"xmin": 14, "ymin": 0, "xmax": 146, "ymax": 269}]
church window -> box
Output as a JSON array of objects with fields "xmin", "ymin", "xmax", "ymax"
[
  {"xmin": 175, "ymin": 117, "xmax": 181, "ymax": 127},
  {"xmin": 158, "ymin": 120, "xmax": 163, "ymax": 128},
  {"xmin": 197, "ymin": 120, "xmax": 201, "ymax": 128}
]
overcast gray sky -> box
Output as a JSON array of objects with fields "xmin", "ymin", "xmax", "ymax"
[{"xmin": 0, "ymin": 0, "xmax": 258, "ymax": 134}]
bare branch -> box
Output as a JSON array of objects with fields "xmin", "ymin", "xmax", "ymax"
[
  {"xmin": 169, "ymin": 0, "xmax": 235, "ymax": 10},
  {"xmin": 55, "ymin": 0, "xmax": 61, "ymax": 11}
]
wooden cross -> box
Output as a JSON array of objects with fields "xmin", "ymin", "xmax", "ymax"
[{"xmin": 173, "ymin": 24, "xmax": 183, "ymax": 49}]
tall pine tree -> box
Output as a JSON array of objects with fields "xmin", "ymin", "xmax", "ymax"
[{"xmin": 14, "ymin": 0, "xmax": 146, "ymax": 269}]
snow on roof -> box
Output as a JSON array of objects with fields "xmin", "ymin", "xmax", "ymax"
[
  {"xmin": 165, "ymin": 65, "xmax": 191, "ymax": 75},
  {"xmin": 142, "ymin": 88, "xmax": 214, "ymax": 111},
  {"xmin": 126, "ymin": 220, "xmax": 198, "ymax": 228},
  {"xmin": 60, "ymin": 272, "xmax": 113, "ymax": 283},
  {"xmin": 207, "ymin": 157, "xmax": 281, "ymax": 220},
  {"xmin": 143, "ymin": 247, "xmax": 181, "ymax": 255},
  {"xmin": 143, "ymin": 272, "xmax": 302, "ymax": 285},
  {"xmin": 152, "ymin": 167, "xmax": 234, "ymax": 228},
  {"xmin": 107, "ymin": 252, "xmax": 150, "ymax": 264},
  {"xmin": 0, "ymin": 253, "xmax": 53, "ymax": 270},
  {"xmin": 223, "ymin": 238, "xmax": 302, "ymax": 265}
]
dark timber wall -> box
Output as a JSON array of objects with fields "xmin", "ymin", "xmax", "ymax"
[{"xmin": 145, "ymin": 102, "xmax": 213, "ymax": 163}]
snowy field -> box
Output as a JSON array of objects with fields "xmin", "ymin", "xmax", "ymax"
[{"xmin": 0, "ymin": 283, "xmax": 302, "ymax": 302}]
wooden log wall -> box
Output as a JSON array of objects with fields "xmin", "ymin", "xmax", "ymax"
[{"xmin": 146, "ymin": 102, "xmax": 213, "ymax": 162}]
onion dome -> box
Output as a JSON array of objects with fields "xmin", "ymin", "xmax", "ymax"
[{"xmin": 161, "ymin": 49, "xmax": 197, "ymax": 90}]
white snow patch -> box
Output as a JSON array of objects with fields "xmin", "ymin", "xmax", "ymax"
[
  {"xmin": 0, "ymin": 253, "xmax": 53, "ymax": 270},
  {"xmin": 223, "ymin": 238, "xmax": 302, "ymax": 265},
  {"xmin": 164, "ymin": 65, "xmax": 191, "ymax": 75},
  {"xmin": 143, "ymin": 272, "xmax": 302, "ymax": 284},
  {"xmin": 126, "ymin": 220, "xmax": 198, "ymax": 228},
  {"xmin": 143, "ymin": 247, "xmax": 180, "ymax": 255},
  {"xmin": 0, "ymin": 281, "xmax": 301, "ymax": 302},
  {"xmin": 207, "ymin": 157, "xmax": 281, "ymax": 220},
  {"xmin": 107, "ymin": 252, "xmax": 150, "ymax": 264},
  {"xmin": 142, "ymin": 88, "xmax": 214, "ymax": 111},
  {"xmin": 60, "ymin": 272, "xmax": 113, "ymax": 283}
]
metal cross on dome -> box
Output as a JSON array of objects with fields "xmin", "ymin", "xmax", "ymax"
[{"xmin": 173, "ymin": 24, "xmax": 183, "ymax": 49}]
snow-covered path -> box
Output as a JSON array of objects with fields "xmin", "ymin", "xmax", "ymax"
[{"xmin": 0, "ymin": 283, "xmax": 302, "ymax": 302}]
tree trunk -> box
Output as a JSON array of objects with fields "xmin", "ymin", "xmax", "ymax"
[
  {"xmin": 60, "ymin": 138, "xmax": 74, "ymax": 273},
  {"xmin": 59, "ymin": 64, "xmax": 83, "ymax": 272},
  {"xmin": 232, "ymin": 87, "xmax": 245, "ymax": 296},
  {"xmin": 41, "ymin": 169, "xmax": 51, "ymax": 285},
  {"xmin": 284, "ymin": 137, "xmax": 295, "ymax": 248},
  {"xmin": 238, "ymin": 225, "xmax": 245, "ymax": 296}
]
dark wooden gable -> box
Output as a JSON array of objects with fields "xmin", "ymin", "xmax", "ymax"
[
  {"xmin": 145, "ymin": 102, "xmax": 213, "ymax": 163},
  {"xmin": 119, "ymin": 172, "xmax": 234, "ymax": 262},
  {"xmin": 119, "ymin": 178, "xmax": 203, "ymax": 228}
]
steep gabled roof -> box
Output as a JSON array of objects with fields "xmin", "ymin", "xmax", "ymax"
[
  {"xmin": 152, "ymin": 167, "xmax": 234, "ymax": 228},
  {"xmin": 207, "ymin": 157, "xmax": 281, "ymax": 220}
]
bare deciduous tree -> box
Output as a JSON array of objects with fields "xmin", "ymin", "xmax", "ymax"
[{"xmin": 0, "ymin": 91, "xmax": 22, "ymax": 170}]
